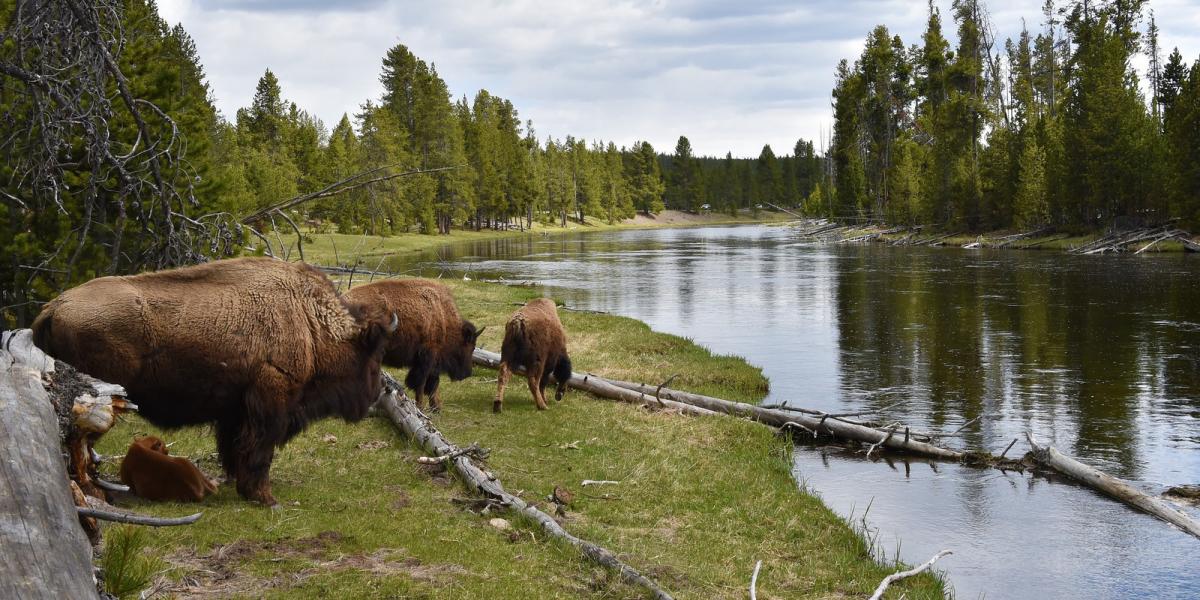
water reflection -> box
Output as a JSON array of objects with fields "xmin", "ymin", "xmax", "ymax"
[{"xmin": 390, "ymin": 225, "xmax": 1200, "ymax": 599}]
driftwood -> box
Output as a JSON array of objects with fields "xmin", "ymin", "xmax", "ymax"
[
  {"xmin": 1026, "ymin": 433, "xmax": 1200, "ymax": 539},
  {"xmin": 376, "ymin": 378, "xmax": 674, "ymax": 600},
  {"xmin": 868, "ymin": 550, "xmax": 952, "ymax": 600},
  {"xmin": 0, "ymin": 332, "xmax": 100, "ymax": 600},
  {"xmin": 472, "ymin": 349, "xmax": 963, "ymax": 460},
  {"xmin": 1072, "ymin": 225, "xmax": 1196, "ymax": 255}
]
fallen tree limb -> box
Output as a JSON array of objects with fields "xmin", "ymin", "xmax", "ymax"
[
  {"xmin": 77, "ymin": 506, "xmax": 201, "ymax": 527},
  {"xmin": 377, "ymin": 379, "xmax": 674, "ymax": 600},
  {"xmin": 473, "ymin": 349, "xmax": 963, "ymax": 460},
  {"xmin": 868, "ymin": 550, "xmax": 951, "ymax": 600},
  {"xmin": 1026, "ymin": 433, "xmax": 1200, "ymax": 539}
]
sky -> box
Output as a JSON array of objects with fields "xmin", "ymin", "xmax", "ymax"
[{"xmin": 158, "ymin": 0, "xmax": 1200, "ymax": 158}]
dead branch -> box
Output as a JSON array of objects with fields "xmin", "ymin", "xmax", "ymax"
[
  {"xmin": 78, "ymin": 501, "xmax": 201, "ymax": 527},
  {"xmin": 868, "ymin": 550, "xmax": 952, "ymax": 600},
  {"xmin": 750, "ymin": 560, "xmax": 763, "ymax": 600}
]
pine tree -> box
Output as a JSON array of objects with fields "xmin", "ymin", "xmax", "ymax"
[{"xmin": 628, "ymin": 142, "xmax": 665, "ymax": 215}]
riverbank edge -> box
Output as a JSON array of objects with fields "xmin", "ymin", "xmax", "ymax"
[
  {"xmin": 93, "ymin": 277, "xmax": 944, "ymax": 599},
  {"xmin": 286, "ymin": 209, "xmax": 795, "ymax": 265},
  {"xmin": 795, "ymin": 222, "xmax": 1200, "ymax": 253}
]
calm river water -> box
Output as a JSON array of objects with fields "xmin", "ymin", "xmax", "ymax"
[{"xmin": 390, "ymin": 224, "xmax": 1200, "ymax": 599}]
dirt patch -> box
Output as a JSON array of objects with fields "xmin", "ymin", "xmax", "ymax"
[{"xmin": 147, "ymin": 531, "xmax": 468, "ymax": 597}]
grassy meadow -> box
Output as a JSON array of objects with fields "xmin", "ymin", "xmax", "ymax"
[{"xmin": 94, "ymin": 277, "xmax": 943, "ymax": 599}]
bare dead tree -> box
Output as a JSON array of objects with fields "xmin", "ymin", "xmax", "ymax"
[{"xmin": 1, "ymin": 0, "xmax": 241, "ymax": 325}]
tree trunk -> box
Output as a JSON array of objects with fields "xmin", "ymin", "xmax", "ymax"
[{"xmin": 0, "ymin": 331, "xmax": 100, "ymax": 600}]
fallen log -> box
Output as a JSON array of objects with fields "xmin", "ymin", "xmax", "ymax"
[
  {"xmin": 377, "ymin": 379, "xmax": 674, "ymax": 600},
  {"xmin": 0, "ymin": 333, "xmax": 100, "ymax": 600},
  {"xmin": 472, "ymin": 349, "xmax": 963, "ymax": 460},
  {"xmin": 1026, "ymin": 433, "xmax": 1200, "ymax": 539}
]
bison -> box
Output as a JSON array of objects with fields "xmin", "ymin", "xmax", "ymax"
[
  {"xmin": 493, "ymin": 298, "xmax": 572, "ymax": 413},
  {"xmin": 32, "ymin": 257, "xmax": 397, "ymax": 506},
  {"xmin": 345, "ymin": 279, "xmax": 482, "ymax": 412},
  {"xmin": 119, "ymin": 435, "xmax": 218, "ymax": 502}
]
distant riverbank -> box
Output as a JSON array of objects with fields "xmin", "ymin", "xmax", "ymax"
[
  {"xmin": 791, "ymin": 221, "xmax": 1200, "ymax": 253},
  {"xmin": 273, "ymin": 209, "xmax": 795, "ymax": 266}
]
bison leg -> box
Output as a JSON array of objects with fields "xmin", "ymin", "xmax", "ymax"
[
  {"xmin": 493, "ymin": 362, "xmax": 511, "ymax": 413},
  {"xmin": 527, "ymin": 359, "xmax": 548, "ymax": 410},
  {"xmin": 424, "ymin": 375, "xmax": 443, "ymax": 413},
  {"xmin": 406, "ymin": 364, "xmax": 429, "ymax": 410},
  {"xmin": 233, "ymin": 373, "xmax": 295, "ymax": 507}
]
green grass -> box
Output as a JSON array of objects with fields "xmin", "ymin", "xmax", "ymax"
[{"xmin": 95, "ymin": 279, "xmax": 942, "ymax": 599}]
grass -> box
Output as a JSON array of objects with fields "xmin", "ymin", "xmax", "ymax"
[
  {"xmin": 281, "ymin": 209, "xmax": 795, "ymax": 266},
  {"xmin": 95, "ymin": 278, "xmax": 943, "ymax": 599}
]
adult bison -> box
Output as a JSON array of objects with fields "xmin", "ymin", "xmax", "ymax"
[
  {"xmin": 32, "ymin": 257, "xmax": 397, "ymax": 506},
  {"xmin": 345, "ymin": 279, "xmax": 482, "ymax": 412}
]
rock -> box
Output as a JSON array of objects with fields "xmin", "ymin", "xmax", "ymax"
[
  {"xmin": 322, "ymin": 434, "xmax": 337, "ymax": 444},
  {"xmin": 488, "ymin": 517, "xmax": 510, "ymax": 531}
]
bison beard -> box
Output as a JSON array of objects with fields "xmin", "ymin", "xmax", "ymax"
[
  {"xmin": 32, "ymin": 258, "xmax": 397, "ymax": 506},
  {"xmin": 119, "ymin": 436, "xmax": 217, "ymax": 502}
]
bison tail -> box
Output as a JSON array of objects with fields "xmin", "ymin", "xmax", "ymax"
[
  {"xmin": 30, "ymin": 303, "xmax": 55, "ymax": 354},
  {"xmin": 552, "ymin": 354, "xmax": 573, "ymax": 385}
]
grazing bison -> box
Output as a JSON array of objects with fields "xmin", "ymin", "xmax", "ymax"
[
  {"xmin": 345, "ymin": 280, "xmax": 482, "ymax": 412},
  {"xmin": 120, "ymin": 436, "xmax": 218, "ymax": 502},
  {"xmin": 32, "ymin": 257, "xmax": 397, "ymax": 506},
  {"xmin": 494, "ymin": 298, "xmax": 572, "ymax": 413}
]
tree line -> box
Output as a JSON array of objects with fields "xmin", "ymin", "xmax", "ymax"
[{"xmin": 824, "ymin": 0, "xmax": 1200, "ymax": 231}]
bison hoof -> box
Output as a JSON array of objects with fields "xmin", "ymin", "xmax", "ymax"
[{"xmin": 492, "ymin": 402, "xmax": 503, "ymax": 414}]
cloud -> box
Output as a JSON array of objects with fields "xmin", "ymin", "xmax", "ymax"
[{"xmin": 158, "ymin": 0, "xmax": 1200, "ymax": 158}]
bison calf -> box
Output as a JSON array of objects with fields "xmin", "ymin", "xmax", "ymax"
[
  {"xmin": 346, "ymin": 280, "xmax": 482, "ymax": 412},
  {"xmin": 494, "ymin": 298, "xmax": 572, "ymax": 413},
  {"xmin": 32, "ymin": 257, "xmax": 397, "ymax": 506},
  {"xmin": 119, "ymin": 436, "xmax": 217, "ymax": 502}
]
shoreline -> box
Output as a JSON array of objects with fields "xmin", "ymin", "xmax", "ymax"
[
  {"xmin": 94, "ymin": 277, "xmax": 944, "ymax": 599},
  {"xmin": 796, "ymin": 222, "xmax": 1200, "ymax": 253},
  {"xmin": 283, "ymin": 209, "xmax": 795, "ymax": 265}
]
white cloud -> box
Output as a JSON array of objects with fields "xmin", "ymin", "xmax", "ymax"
[{"xmin": 159, "ymin": 0, "xmax": 1200, "ymax": 158}]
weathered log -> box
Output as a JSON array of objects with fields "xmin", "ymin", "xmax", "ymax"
[
  {"xmin": 472, "ymin": 349, "xmax": 963, "ymax": 460},
  {"xmin": 377, "ymin": 381, "xmax": 674, "ymax": 599},
  {"xmin": 0, "ymin": 332, "xmax": 100, "ymax": 600},
  {"xmin": 1026, "ymin": 433, "xmax": 1200, "ymax": 539}
]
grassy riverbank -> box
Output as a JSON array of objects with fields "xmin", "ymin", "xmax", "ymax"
[
  {"xmin": 283, "ymin": 209, "xmax": 794, "ymax": 266},
  {"xmin": 94, "ymin": 278, "xmax": 943, "ymax": 599}
]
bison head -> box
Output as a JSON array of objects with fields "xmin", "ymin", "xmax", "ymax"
[
  {"xmin": 133, "ymin": 435, "xmax": 169, "ymax": 455},
  {"xmin": 306, "ymin": 307, "xmax": 398, "ymax": 425},
  {"xmin": 443, "ymin": 321, "xmax": 483, "ymax": 381}
]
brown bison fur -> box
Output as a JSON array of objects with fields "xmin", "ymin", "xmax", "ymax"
[
  {"xmin": 31, "ymin": 257, "xmax": 397, "ymax": 506},
  {"xmin": 119, "ymin": 436, "xmax": 217, "ymax": 502},
  {"xmin": 494, "ymin": 298, "xmax": 572, "ymax": 413},
  {"xmin": 345, "ymin": 279, "xmax": 482, "ymax": 412}
]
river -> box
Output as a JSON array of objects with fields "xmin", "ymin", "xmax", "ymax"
[{"xmin": 388, "ymin": 224, "xmax": 1200, "ymax": 599}]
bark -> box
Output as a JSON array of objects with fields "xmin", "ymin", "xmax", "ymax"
[
  {"xmin": 472, "ymin": 349, "xmax": 963, "ymax": 460},
  {"xmin": 377, "ymin": 382, "xmax": 674, "ymax": 600},
  {"xmin": 1026, "ymin": 433, "xmax": 1200, "ymax": 539},
  {"xmin": 0, "ymin": 332, "xmax": 100, "ymax": 600}
]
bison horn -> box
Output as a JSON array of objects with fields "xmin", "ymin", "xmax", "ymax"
[{"xmin": 387, "ymin": 313, "xmax": 399, "ymax": 333}]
